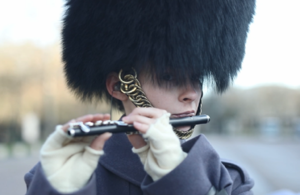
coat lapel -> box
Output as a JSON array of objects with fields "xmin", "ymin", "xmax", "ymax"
[{"xmin": 99, "ymin": 133, "xmax": 146, "ymax": 186}]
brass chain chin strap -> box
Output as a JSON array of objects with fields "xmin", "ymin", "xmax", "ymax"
[
  {"xmin": 118, "ymin": 68, "xmax": 202, "ymax": 139},
  {"xmin": 119, "ymin": 69, "xmax": 153, "ymax": 108}
]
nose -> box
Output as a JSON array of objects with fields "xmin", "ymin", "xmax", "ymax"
[{"xmin": 178, "ymin": 85, "xmax": 200, "ymax": 103}]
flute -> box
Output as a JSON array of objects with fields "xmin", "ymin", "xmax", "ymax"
[{"xmin": 67, "ymin": 114, "xmax": 210, "ymax": 137}]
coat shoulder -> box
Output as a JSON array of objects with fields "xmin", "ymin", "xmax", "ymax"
[{"xmin": 221, "ymin": 159, "xmax": 248, "ymax": 184}]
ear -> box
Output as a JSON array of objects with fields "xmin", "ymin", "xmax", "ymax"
[{"xmin": 106, "ymin": 72, "xmax": 128, "ymax": 101}]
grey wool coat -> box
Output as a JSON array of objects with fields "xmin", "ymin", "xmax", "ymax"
[{"xmin": 25, "ymin": 134, "xmax": 254, "ymax": 195}]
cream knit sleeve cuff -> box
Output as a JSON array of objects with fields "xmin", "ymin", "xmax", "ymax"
[
  {"xmin": 132, "ymin": 113, "xmax": 187, "ymax": 181},
  {"xmin": 40, "ymin": 126, "xmax": 104, "ymax": 193}
]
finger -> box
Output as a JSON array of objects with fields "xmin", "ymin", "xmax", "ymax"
[
  {"xmin": 123, "ymin": 114, "xmax": 155, "ymax": 126},
  {"xmin": 62, "ymin": 119, "xmax": 76, "ymax": 132},
  {"xmin": 91, "ymin": 113, "xmax": 110, "ymax": 123},
  {"xmin": 102, "ymin": 113, "xmax": 111, "ymax": 121},
  {"xmin": 127, "ymin": 134, "xmax": 147, "ymax": 149},
  {"xmin": 90, "ymin": 133, "xmax": 112, "ymax": 151},
  {"xmin": 62, "ymin": 113, "xmax": 111, "ymax": 133},
  {"xmin": 75, "ymin": 114, "xmax": 94, "ymax": 123},
  {"xmin": 133, "ymin": 121, "xmax": 149, "ymax": 134},
  {"xmin": 61, "ymin": 114, "xmax": 94, "ymax": 133}
]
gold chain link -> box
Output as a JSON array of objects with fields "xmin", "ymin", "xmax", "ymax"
[{"xmin": 119, "ymin": 69, "xmax": 153, "ymax": 108}]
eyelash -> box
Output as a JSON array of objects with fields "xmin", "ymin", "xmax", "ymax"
[
  {"xmin": 162, "ymin": 74, "xmax": 173, "ymax": 82},
  {"xmin": 160, "ymin": 73, "xmax": 202, "ymax": 87}
]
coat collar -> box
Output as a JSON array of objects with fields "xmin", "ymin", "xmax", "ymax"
[{"xmin": 99, "ymin": 133, "xmax": 200, "ymax": 186}]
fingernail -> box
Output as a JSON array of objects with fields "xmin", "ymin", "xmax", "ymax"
[{"xmin": 134, "ymin": 122, "xmax": 140, "ymax": 127}]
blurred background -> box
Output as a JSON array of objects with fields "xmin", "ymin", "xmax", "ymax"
[{"xmin": 0, "ymin": 0, "xmax": 299, "ymax": 195}]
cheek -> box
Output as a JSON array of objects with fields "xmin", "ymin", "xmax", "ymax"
[
  {"xmin": 145, "ymin": 88, "xmax": 174, "ymax": 109},
  {"xmin": 141, "ymin": 85, "xmax": 159, "ymax": 105},
  {"xmin": 156, "ymin": 94, "xmax": 177, "ymax": 111}
]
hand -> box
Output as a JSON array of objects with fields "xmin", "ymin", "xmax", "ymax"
[
  {"xmin": 40, "ymin": 114, "xmax": 112, "ymax": 193},
  {"xmin": 122, "ymin": 107, "xmax": 167, "ymax": 133},
  {"xmin": 125, "ymin": 110, "xmax": 187, "ymax": 181},
  {"xmin": 122, "ymin": 107, "xmax": 167, "ymax": 149},
  {"xmin": 62, "ymin": 114, "xmax": 112, "ymax": 150}
]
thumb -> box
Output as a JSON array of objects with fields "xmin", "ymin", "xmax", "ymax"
[{"xmin": 90, "ymin": 133, "xmax": 112, "ymax": 151}]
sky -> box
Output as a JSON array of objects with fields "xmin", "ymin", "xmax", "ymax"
[
  {"xmin": 234, "ymin": 0, "xmax": 300, "ymax": 89},
  {"xmin": 0, "ymin": 0, "xmax": 299, "ymax": 89}
]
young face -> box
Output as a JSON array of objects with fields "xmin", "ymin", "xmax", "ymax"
[
  {"xmin": 137, "ymin": 72, "xmax": 202, "ymax": 131},
  {"xmin": 107, "ymin": 69, "xmax": 202, "ymax": 131}
]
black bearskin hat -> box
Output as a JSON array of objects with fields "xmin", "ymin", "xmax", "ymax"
[{"xmin": 63, "ymin": 0, "xmax": 255, "ymax": 108}]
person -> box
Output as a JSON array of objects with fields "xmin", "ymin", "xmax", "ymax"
[{"xmin": 24, "ymin": 0, "xmax": 256, "ymax": 194}]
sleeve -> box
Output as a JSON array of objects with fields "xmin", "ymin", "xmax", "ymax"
[
  {"xmin": 24, "ymin": 162, "xmax": 98, "ymax": 195},
  {"xmin": 140, "ymin": 135, "xmax": 254, "ymax": 195},
  {"xmin": 132, "ymin": 113, "xmax": 187, "ymax": 181},
  {"xmin": 40, "ymin": 126, "xmax": 103, "ymax": 193}
]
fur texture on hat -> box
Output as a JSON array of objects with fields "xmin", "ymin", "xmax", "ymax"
[{"xmin": 62, "ymin": 0, "xmax": 255, "ymax": 108}]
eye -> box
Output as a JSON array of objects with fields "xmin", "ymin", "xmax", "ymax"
[
  {"xmin": 191, "ymin": 75, "xmax": 203, "ymax": 87},
  {"xmin": 190, "ymin": 74, "xmax": 199, "ymax": 82},
  {"xmin": 162, "ymin": 73, "xmax": 173, "ymax": 82}
]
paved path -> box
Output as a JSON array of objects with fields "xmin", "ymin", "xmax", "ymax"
[
  {"xmin": 207, "ymin": 135, "xmax": 300, "ymax": 195},
  {"xmin": 0, "ymin": 136, "xmax": 299, "ymax": 195},
  {"xmin": 0, "ymin": 153, "xmax": 39, "ymax": 195}
]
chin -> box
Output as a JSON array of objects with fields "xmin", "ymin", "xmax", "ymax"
[{"xmin": 176, "ymin": 126, "xmax": 191, "ymax": 131}]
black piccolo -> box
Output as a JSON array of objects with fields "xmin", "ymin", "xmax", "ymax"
[{"xmin": 67, "ymin": 114, "xmax": 210, "ymax": 137}]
